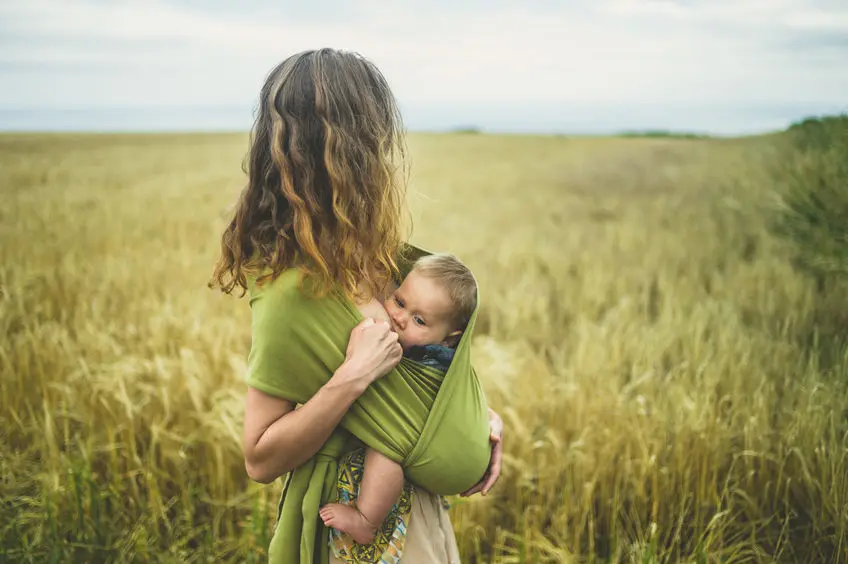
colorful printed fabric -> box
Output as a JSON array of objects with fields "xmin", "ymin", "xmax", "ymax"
[{"xmin": 329, "ymin": 448, "xmax": 415, "ymax": 563}]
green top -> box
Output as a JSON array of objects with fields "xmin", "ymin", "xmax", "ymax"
[{"xmin": 245, "ymin": 244, "xmax": 491, "ymax": 563}]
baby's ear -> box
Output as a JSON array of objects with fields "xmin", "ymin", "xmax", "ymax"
[{"xmin": 443, "ymin": 330, "xmax": 463, "ymax": 348}]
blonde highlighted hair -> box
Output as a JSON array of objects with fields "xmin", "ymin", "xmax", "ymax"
[
  {"xmin": 412, "ymin": 253, "xmax": 477, "ymax": 331},
  {"xmin": 211, "ymin": 48, "xmax": 409, "ymax": 300}
]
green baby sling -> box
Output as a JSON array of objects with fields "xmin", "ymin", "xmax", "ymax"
[{"xmin": 244, "ymin": 244, "xmax": 491, "ymax": 563}]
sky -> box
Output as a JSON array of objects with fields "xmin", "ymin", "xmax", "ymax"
[{"xmin": 0, "ymin": 0, "xmax": 846, "ymax": 134}]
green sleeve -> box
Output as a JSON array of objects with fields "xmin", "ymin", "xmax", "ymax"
[{"xmin": 244, "ymin": 269, "xmax": 343, "ymax": 404}]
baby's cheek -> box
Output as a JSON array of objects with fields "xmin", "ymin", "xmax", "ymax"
[{"xmin": 404, "ymin": 329, "xmax": 426, "ymax": 347}]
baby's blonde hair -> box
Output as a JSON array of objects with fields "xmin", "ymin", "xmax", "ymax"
[{"xmin": 411, "ymin": 253, "xmax": 477, "ymax": 332}]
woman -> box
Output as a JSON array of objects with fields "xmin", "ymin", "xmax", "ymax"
[{"xmin": 212, "ymin": 48, "xmax": 503, "ymax": 563}]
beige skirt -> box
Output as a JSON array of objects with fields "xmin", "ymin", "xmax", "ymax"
[{"xmin": 328, "ymin": 487, "xmax": 461, "ymax": 564}]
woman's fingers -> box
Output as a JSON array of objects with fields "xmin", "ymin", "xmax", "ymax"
[
  {"xmin": 356, "ymin": 318, "xmax": 391, "ymax": 342},
  {"xmin": 459, "ymin": 459, "xmax": 496, "ymax": 498},
  {"xmin": 488, "ymin": 408, "xmax": 503, "ymax": 439},
  {"xmin": 460, "ymin": 480, "xmax": 484, "ymax": 497},
  {"xmin": 461, "ymin": 411, "xmax": 505, "ymax": 497},
  {"xmin": 348, "ymin": 318, "xmax": 375, "ymax": 355},
  {"xmin": 481, "ymin": 438, "xmax": 503, "ymax": 495},
  {"xmin": 355, "ymin": 318, "xmax": 375, "ymax": 336},
  {"xmin": 489, "ymin": 419, "xmax": 502, "ymax": 443},
  {"xmin": 350, "ymin": 318, "xmax": 373, "ymax": 343},
  {"xmin": 482, "ymin": 411, "xmax": 504, "ymax": 495},
  {"xmin": 376, "ymin": 322, "xmax": 400, "ymax": 361},
  {"xmin": 382, "ymin": 326, "xmax": 398, "ymax": 343}
]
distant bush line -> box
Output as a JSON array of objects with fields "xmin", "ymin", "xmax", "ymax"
[
  {"xmin": 450, "ymin": 126, "xmax": 483, "ymax": 134},
  {"xmin": 618, "ymin": 130, "xmax": 710, "ymax": 139}
]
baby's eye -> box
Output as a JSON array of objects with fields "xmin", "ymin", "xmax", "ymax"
[
  {"xmin": 394, "ymin": 296, "xmax": 404, "ymax": 308},
  {"xmin": 413, "ymin": 315, "xmax": 425, "ymax": 326}
]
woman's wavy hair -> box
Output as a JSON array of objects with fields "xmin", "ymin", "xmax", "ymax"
[{"xmin": 211, "ymin": 48, "xmax": 409, "ymax": 300}]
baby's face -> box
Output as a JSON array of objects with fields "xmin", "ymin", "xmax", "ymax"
[{"xmin": 384, "ymin": 270, "xmax": 458, "ymax": 350}]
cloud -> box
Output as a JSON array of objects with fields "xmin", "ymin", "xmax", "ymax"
[{"xmin": 0, "ymin": 0, "xmax": 845, "ymax": 132}]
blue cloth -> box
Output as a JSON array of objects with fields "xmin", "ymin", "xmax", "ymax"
[{"xmin": 404, "ymin": 344, "xmax": 455, "ymax": 372}]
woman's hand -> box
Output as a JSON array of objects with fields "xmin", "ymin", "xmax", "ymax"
[
  {"xmin": 338, "ymin": 318, "xmax": 402, "ymax": 388},
  {"xmin": 460, "ymin": 407, "xmax": 504, "ymax": 497}
]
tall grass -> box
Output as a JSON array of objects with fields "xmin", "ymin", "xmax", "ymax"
[
  {"xmin": 770, "ymin": 114, "xmax": 848, "ymax": 278},
  {"xmin": 1, "ymin": 132, "xmax": 846, "ymax": 563}
]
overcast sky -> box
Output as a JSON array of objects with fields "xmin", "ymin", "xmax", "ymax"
[{"xmin": 1, "ymin": 0, "xmax": 846, "ymax": 133}]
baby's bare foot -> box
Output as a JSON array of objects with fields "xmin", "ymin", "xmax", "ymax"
[{"xmin": 320, "ymin": 503, "xmax": 377, "ymax": 545}]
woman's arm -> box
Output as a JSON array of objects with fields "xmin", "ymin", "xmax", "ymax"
[
  {"xmin": 243, "ymin": 318, "xmax": 402, "ymax": 483},
  {"xmin": 243, "ymin": 365, "xmax": 362, "ymax": 483}
]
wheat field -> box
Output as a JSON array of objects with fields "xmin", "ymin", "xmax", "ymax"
[{"xmin": 1, "ymin": 131, "xmax": 847, "ymax": 563}]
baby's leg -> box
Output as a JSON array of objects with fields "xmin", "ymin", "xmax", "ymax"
[
  {"xmin": 356, "ymin": 448, "xmax": 405, "ymax": 525},
  {"xmin": 319, "ymin": 448, "xmax": 404, "ymax": 544}
]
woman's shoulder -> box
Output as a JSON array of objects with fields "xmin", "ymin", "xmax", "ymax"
[
  {"xmin": 247, "ymin": 268, "xmax": 301, "ymax": 301},
  {"xmin": 248, "ymin": 267, "xmax": 341, "ymax": 308},
  {"xmin": 247, "ymin": 268, "xmax": 347, "ymax": 321}
]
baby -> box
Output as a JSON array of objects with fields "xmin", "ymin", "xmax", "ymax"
[{"xmin": 319, "ymin": 253, "xmax": 478, "ymax": 544}]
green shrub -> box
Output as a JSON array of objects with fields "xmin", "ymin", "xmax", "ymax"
[
  {"xmin": 619, "ymin": 130, "xmax": 708, "ymax": 139},
  {"xmin": 771, "ymin": 114, "xmax": 848, "ymax": 277}
]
